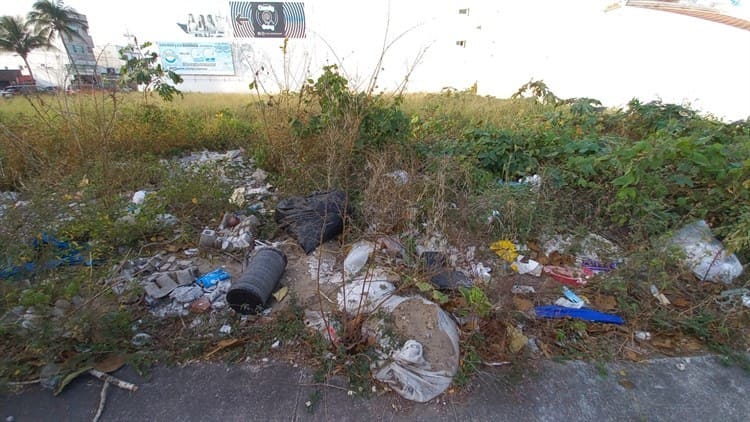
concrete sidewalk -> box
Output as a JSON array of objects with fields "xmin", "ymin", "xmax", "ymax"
[{"xmin": 2, "ymin": 355, "xmax": 748, "ymax": 421}]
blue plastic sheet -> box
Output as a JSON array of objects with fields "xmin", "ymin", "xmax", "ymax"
[
  {"xmin": 535, "ymin": 305, "xmax": 625, "ymax": 325},
  {"xmin": 0, "ymin": 233, "xmax": 97, "ymax": 279}
]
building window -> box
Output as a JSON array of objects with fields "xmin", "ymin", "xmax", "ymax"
[
  {"xmin": 456, "ymin": 40, "xmax": 466, "ymax": 47},
  {"xmin": 459, "ymin": 8, "xmax": 470, "ymax": 15}
]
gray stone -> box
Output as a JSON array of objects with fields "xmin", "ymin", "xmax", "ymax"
[
  {"xmin": 53, "ymin": 299, "xmax": 71, "ymax": 310},
  {"xmin": 176, "ymin": 260, "xmax": 194, "ymax": 269}
]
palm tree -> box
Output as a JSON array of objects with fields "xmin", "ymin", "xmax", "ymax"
[
  {"xmin": 0, "ymin": 15, "xmax": 51, "ymax": 84},
  {"xmin": 28, "ymin": 0, "xmax": 86, "ymax": 83}
]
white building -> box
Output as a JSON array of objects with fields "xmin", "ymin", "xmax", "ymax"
[{"xmin": 1, "ymin": 1, "xmax": 748, "ymax": 120}]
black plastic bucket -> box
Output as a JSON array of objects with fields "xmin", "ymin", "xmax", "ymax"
[{"xmin": 227, "ymin": 248, "xmax": 287, "ymax": 314}]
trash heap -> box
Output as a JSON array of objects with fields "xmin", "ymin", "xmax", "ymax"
[{"xmin": 108, "ymin": 149, "xmax": 280, "ymax": 320}]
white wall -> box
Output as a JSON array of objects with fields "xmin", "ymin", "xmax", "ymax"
[{"xmin": 1, "ymin": 0, "xmax": 748, "ymax": 120}]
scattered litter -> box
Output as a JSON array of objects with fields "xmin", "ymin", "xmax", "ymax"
[
  {"xmin": 535, "ymin": 305, "xmax": 625, "ymax": 325},
  {"xmin": 337, "ymin": 279, "xmax": 395, "ymax": 314},
  {"xmin": 507, "ymin": 325, "xmax": 528, "ymax": 353},
  {"xmin": 272, "ymin": 286, "xmax": 289, "ymax": 302},
  {"xmin": 421, "ymin": 251, "xmax": 472, "ymax": 290},
  {"xmin": 582, "ymin": 259, "xmax": 619, "ymax": 276},
  {"xmin": 170, "ymin": 285, "xmax": 203, "ymax": 304},
  {"xmin": 0, "ymin": 233, "xmax": 98, "ymax": 279},
  {"xmin": 344, "ymin": 240, "xmax": 375, "ymax": 275},
  {"xmin": 471, "ymin": 262, "xmax": 492, "ymax": 281},
  {"xmin": 131, "ymin": 333, "xmax": 152, "ymax": 347},
  {"xmin": 227, "ymin": 248, "xmax": 287, "ymax": 315},
  {"xmin": 511, "ymin": 285, "xmax": 536, "ymax": 294},
  {"xmin": 554, "ymin": 297, "xmax": 585, "ymax": 309},
  {"xmin": 676, "ymin": 362, "xmax": 686, "ymax": 371},
  {"xmin": 498, "ymin": 174, "xmax": 541, "ymax": 191},
  {"xmin": 275, "ymin": 190, "xmax": 349, "ymax": 254},
  {"xmin": 511, "ymin": 255, "xmax": 542, "ymax": 276},
  {"xmin": 196, "ymin": 268, "xmax": 231, "ymax": 288},
  {"xmin": 271, "ymin": 340, "xmax": 281, "ymax": 349},
  {"xmin": 635, "ymin": 331, "xmax": 652, "ymax": 341},
  {"xmin": 219, "ymin": 324, "xmax": 232, "ymax": 334},
  {"xmin": 190, "ymin": 297, "xmax": 211, "ymax": 313},
  {"xmin": 377, "ymin": 236, "xmax": 406, "ymax": 258},
  {"xmin": 543, "ymin": 266, "xmax": 588, "ymax": 287},
  {"xmin": 184, "ymin": 248, "xmax": 199, "ymax": 256},
  {"xmin": 386, "ymin": 170, "xmax": 409, "ymax": 185},
  {"xmin": 132, "ymin": 190, "xmax": 147, "ymax": 205},
  {"xmin": 430, "ymin": 270, "xmax": 472, "ymax": 290},
  {"xmin": 669, "ymin": 220, "xmax": 743, "ymax": 284},
  {"xmin": 650, "ymin": 284, "xmax": 671, "ymax": 306},
  {"xmin": 562, "ymin": 286, "xmax": 583, "ymax": 304},
  {"xmin": 542, "ymin": 233, "xmax": 622, "ymax": 265},
  {"xmin": 490, "ymin": 240, "xmax": 518, "ymax": 262},
  {"xmin": 370, "ymin": 296, "xmax": 460, "ymax": 403},
  {"xmin": 715, "ymin": 288, "xmax": 750, "ymax": 311},
  {"xmin": 307, "ymin": 250, "xmax": 335, "ymax": 277}
]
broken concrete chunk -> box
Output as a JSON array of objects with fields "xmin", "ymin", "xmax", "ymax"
[
  {"xmin": 144, "ymin": 274, "xmax": 179, "ymax": 299},
  {"xmin": 174, "ymin": 268, "xmax": 196, "ymax": 286}
]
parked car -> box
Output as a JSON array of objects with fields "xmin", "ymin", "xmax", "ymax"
[{"xmin": 0, "ymin": 86, "xmax": 19, "ymax": 98}]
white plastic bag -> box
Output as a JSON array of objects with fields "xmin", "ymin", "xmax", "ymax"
[
  {"xmin": 670, "ymin": 220, "xmax": 743, "ymax": 284},
  {"xmin": 336, "ymin": 281, "xmax": 460, "ymax": 403},
  {"xmin": 371, "ymin": 297, "xmax": 460, "ymax": 402}
]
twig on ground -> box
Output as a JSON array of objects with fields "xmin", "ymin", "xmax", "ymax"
[
  {"xmin": 92, "ymin": 381, "xmax": 109, "ymax": 422},
  {"xmin": 88, "ymin": 369, "xmax": 138, "ymax": 392},
  {"xmin": 7, "ymin": 379, "xmax": 41, "ymax": 386},
  {"xmin": 298, "ymin": 382, "xmax": 348, "ymax": 392}
]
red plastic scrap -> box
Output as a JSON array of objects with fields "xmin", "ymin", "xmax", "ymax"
[{"xmin": 543, "ymin": 265, "xmax": 588, "ymax": 287}]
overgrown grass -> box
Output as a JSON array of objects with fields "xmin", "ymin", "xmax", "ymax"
[{"xmin": 1, "ymin": 71, "xmax": 749, "ymax": 389}]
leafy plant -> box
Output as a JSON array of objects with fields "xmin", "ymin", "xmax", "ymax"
[{"xmin": 119, "ymin": 39, "xmax": 183, "ymax": 102}]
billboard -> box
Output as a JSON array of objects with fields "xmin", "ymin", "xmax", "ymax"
[
  {"xmin": 230, "ymin": 2, "xmax": 306, "ymax": 38},
  {"xmin": 176, "ymin": 12, "xmax": 229, "ymax": 38},
  {"xmin": 157, "ymin": 42, "xmax": 235, "ymax": 75}
]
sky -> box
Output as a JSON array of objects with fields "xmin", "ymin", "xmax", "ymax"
[{"xmin": 2, "ymin": 0, "xmax": 749, "ymax": 120}]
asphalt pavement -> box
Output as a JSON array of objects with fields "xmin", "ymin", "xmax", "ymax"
[{"xmin": 2, "ymin": 355, "xmax": 748, "ymax": 421}]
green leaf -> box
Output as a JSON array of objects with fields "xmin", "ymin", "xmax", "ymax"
[
  {"xmin": 432, "ymin": 290, "xmax": 450, "ymax": 304},
  {"xmin": 616, "ymin": 187, "xmax": 637, "ymax": 201},
  {"xmin": 612, "ymin": 173, "xmax": 636, "ymax": 187},
  {"xmin": 416, "ymin": 282, "xmax": 433, "ymax": 292},
  {"xmin": 54, "ymin": 366, "xmax": 93, "ymax": 396},
  {"xmin": 672, "ymin": 174, "xmax": 694, "ymax": 187}
]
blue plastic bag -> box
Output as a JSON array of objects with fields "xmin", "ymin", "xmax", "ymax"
[{"xmin": 196, "ymin": 268, "xmax": 231, "ymax": 288}]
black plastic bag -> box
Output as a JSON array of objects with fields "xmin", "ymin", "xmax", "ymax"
[{"xmin": 275, "ymin": 190, "xmax": 350, "ymax": 254}]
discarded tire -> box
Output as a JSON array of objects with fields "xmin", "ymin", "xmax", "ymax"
[{"xmin": 226, "ymin": 248, "xmax": 287, "ymax": 315}]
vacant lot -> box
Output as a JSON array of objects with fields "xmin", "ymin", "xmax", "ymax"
[{"xmin": 1, "ymin": 73, "xmax": 748, "ymax": 395}]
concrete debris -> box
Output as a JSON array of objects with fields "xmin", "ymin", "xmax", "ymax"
[{"xmin": 171, "ymin": 285, "xmax": 204, "ymax": 303}]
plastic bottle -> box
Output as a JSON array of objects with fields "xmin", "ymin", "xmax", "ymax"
[{"xmin": 344, "ymin": 241, "xmax": 375, "ymax": 275}]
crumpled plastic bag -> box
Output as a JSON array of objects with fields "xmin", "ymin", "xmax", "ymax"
[
  {"xmin": 669, "ymin": 220, "xmax": 743, "ymax": 284},
  {"xmin": 371, "ymin": 296, "xmax": 460, "ymax": 403},
  {"xmin": 337, "ymin": 277, "xmax": 395, "ymax": 314},
  {"xmin": 275, "ymin": 190, "xmax": 350, "ymax": 254},
  {"xmin": 337, "ymin": 279, "xmax": 460, "ymax": 403}
]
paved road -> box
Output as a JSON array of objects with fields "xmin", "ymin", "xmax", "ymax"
[{"xmin": 2, "ymin": 355, "xmax": 748, "ymax": 421}]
